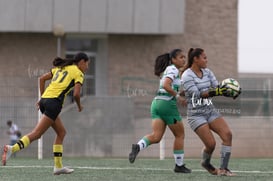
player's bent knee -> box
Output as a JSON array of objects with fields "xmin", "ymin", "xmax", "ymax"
[{"xmin": 223, "ymin": 131, "xmax": 233, "ymax": 143}]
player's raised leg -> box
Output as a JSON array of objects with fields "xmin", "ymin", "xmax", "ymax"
[
  {"xmin": 2, "ymin": 136, "xmax": 30, "ymax": 166},
  {"xmin": 129, "ymin": 119, "xmax": 165, "ymax": 163}
]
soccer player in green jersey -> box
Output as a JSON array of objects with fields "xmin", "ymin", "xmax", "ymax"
[
  {"xmin": 129, "ymin": 49, "xmax": 191, "ymax": 173},
  {"xmin": 2, "ymin": 52, "xmax": 89, "ymax": 175}
]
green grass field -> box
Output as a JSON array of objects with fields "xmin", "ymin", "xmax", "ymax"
[{"xmin": 1, "ymin": 157, "xmax": 273, "ymax": 181}]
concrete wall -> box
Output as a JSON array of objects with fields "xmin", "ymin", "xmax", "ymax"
[
  {"xmin": 0, "ymin": 33, "xmax": 56, "ymax": 77},
  {"xmin": 0, "ymin": 0, "xmax": 185, "ymax": 34}
]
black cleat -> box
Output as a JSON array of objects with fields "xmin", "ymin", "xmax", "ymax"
[
  {"xmin": 174, "ymin": 164, "xmax": 192, "ymax": 173},
  {"xmin": 129, "ymin": 144, "xmax": 140, "ymax": 163}
]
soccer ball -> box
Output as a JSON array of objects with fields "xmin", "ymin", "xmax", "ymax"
[{"xmin": 221, "ymin": 78, "xmax": 241, "ymax": 98}]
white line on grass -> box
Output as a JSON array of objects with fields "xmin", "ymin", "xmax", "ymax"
[{"xmin": 3, "ymin": 165, "xmax": 273, "ymax": 174}]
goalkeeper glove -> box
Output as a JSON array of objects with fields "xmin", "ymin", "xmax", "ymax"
[{"xmin": 208, "ymin": 85, "xmax": 228, "ymax": 97}]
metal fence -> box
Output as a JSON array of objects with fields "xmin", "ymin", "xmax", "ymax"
[{"xmin": 0, "ymin": 76, "xmax": 273, "ymax": 158}]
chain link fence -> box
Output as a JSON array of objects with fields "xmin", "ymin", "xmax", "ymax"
[{"xmin": 0, "ymin": 76, "xmax": 272, "ymax": 158}]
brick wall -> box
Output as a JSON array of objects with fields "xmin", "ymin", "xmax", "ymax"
[{"xmin": 108, "ymin": 0, "xmax": 238, "ymax": 97}]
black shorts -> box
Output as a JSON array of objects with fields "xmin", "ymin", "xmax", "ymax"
[{"xmin": 39, "ymin": 98, "xmax": 62, "ymax": 121}]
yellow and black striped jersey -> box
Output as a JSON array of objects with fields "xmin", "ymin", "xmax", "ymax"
[{"xmin": 42, "ymin": 65, "xmax": 84, "ymax": 104}]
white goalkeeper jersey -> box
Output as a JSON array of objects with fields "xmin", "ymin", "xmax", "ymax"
[
  {"xmin": 181, "ymin": 68, "xmax": 218, "ymax": 111},
  {"xmin": 154, "ymin": 64, "xmax": 180, "ymax": 101}
]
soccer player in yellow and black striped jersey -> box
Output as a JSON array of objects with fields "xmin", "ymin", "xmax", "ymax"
[{"xmin": 1, "ymin": 52, "xmax": 89, "ymax": 175}]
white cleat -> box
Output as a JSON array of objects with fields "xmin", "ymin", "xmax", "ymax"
[
  {"xmin": 2, "ymin": 145, "xmax": 12, "ymax": 166},
  {"xmin": 53, "ymin": 167, "xmax": 74, "ymax": 175}
]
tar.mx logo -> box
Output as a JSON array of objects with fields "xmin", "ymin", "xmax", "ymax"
[{"xmin": 191, "ymin": 92, "xmax": 213, "ymax": 108}]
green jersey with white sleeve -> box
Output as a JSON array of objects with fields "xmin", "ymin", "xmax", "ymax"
[{"xmin": 155, "ymin": 64, "xmax": 180, "ymax": 101}]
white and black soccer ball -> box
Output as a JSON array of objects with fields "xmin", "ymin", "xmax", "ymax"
[{"xmin": 221, "ymin": 78, "xmax": 241, "ymax": 98}]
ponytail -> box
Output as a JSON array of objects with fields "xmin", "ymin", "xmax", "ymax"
[
  {"xmin": 154, "ymin": 49, "xmax": 183, "ymax": 77},
  {"xmin": 52, "ymin": 57, "xmax": 74, "ymax": 68},
  {"xmin": 53, "ymin": 57, "xmax": 65, "ymax": 66},
  {"xmin": 52, "ymin": 52, "xmax": 89, "ymax": 68},
  {"xmin": 154, "ymin": 53, "xmax": 171, "ymax": 77}
]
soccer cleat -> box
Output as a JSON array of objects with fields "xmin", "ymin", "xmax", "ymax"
[
  {"xmin": 53, "ymin": 167, "xmax": 74, "ymax": 175},
  {"xmin": 201, "ymin": 161, "xmax": 219, "ymax": 175},
  {"xmin": 218, "ymin": 168, "xmax": 236, "ymax": 176},
  {"xmin": 129, "ymin": 144, "xmax": 140, "ymax": 163},
  {"xmin": 174, "ymin": 164, "xmax": 192, "ymax": 173},
  {"xmin": 2, "ymin": 145, "xmax": 12, "ymax": 166}
]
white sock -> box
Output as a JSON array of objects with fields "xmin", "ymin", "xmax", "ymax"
[
  {"xmin": 174, "ymin": 150, "xmax": 184, "ymax": 166},
  {"xmin": 137, "ymin": 139, "xmax": 148, "ymax": 150}
]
